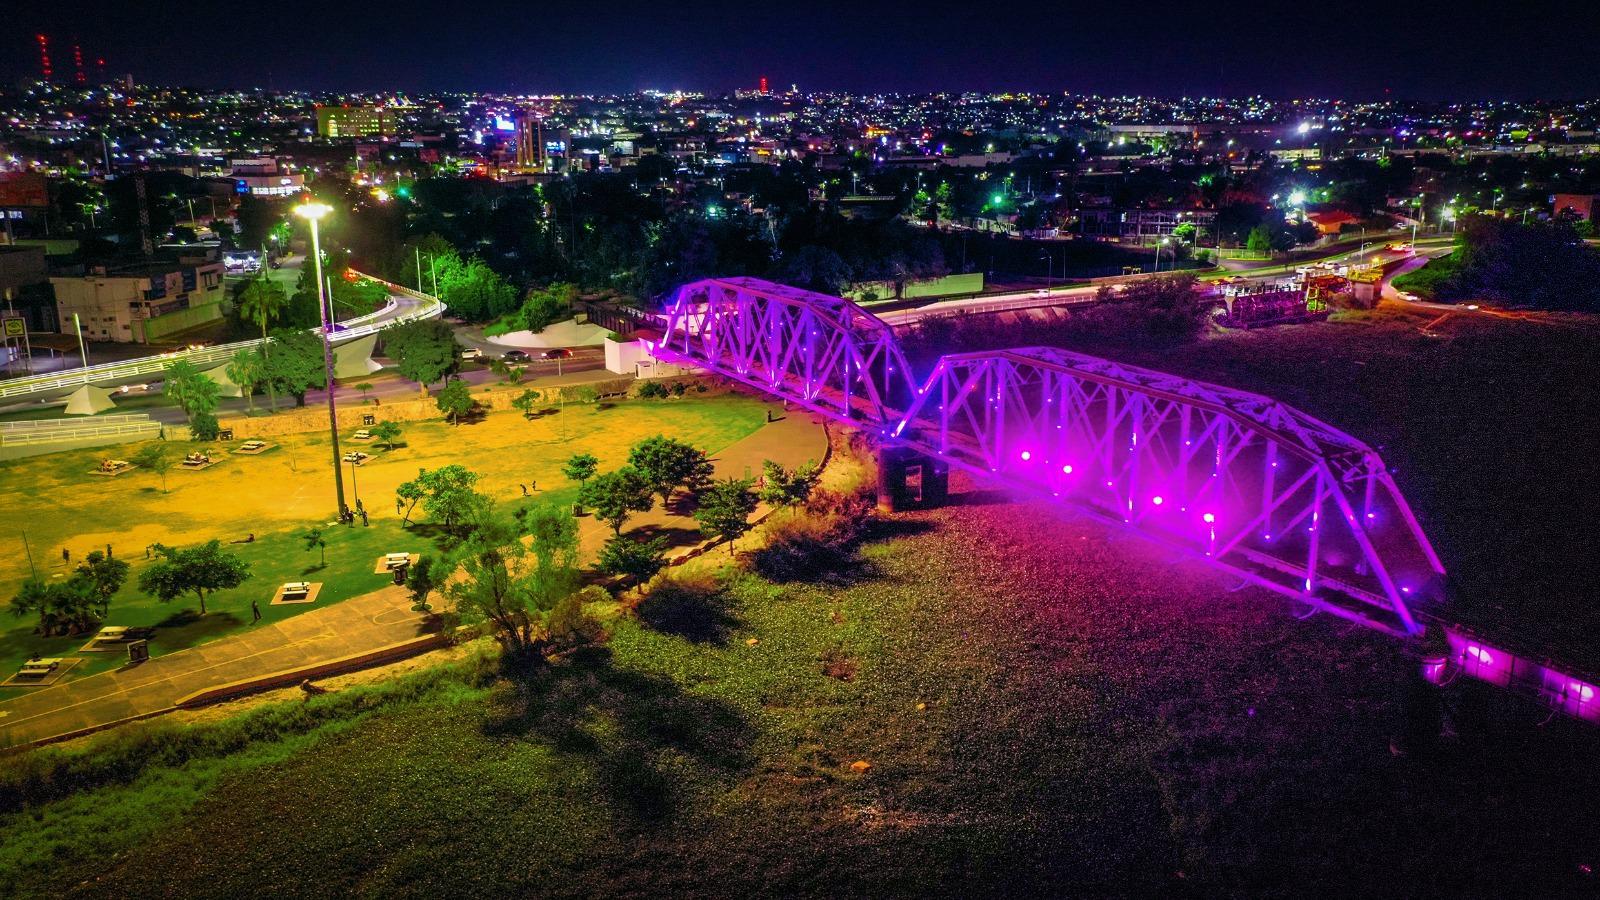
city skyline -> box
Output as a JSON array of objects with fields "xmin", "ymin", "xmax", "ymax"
[{"xmin": 9, "ymin": 0, "xmax": 1600, "ymax": 99}]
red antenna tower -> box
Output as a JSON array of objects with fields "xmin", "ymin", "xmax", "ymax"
[
  {"xmin": 759, "ymin": 76, "xmax": 769, "ymax": 95},
  {"xmin": 36, "ymin": 34, "xmax": 53, "ymax": 81},
  {"xmin": 97, "ymin": 58, "xmax": 107, "ymax": 83},
  {"xmin": 73, "ymin": 42, "xmax": 87, "ymax": 84}
]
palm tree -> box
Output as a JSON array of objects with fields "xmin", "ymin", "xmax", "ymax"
[
  {"xmin": 236, "ymin": 273, "xmax": 290, "ymax": 412},
  {"xmin": 225, "ymin": 348, "xmax": 265, "ymax": 414}
]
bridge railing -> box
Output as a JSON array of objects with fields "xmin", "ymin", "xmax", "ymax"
[{"xmin": 0, "ymin": 272, "xmax": 442, "ymax": 399}]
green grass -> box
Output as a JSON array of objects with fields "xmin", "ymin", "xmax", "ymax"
[
  {"xmin": 0, "ymin": 395, "xmax": 771, "ymax": 680},
  {"xmin": 4, "ymin": 498, "xmax": 1597, "ymax": 898},
  {"xmin": 1390, "ymin": 251, "xmax": 1463, "ymax": 300}
]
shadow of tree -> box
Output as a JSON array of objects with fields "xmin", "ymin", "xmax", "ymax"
[
  {"xmin": 485, "ymin": 647, "xmax": 753, "ymax": 821},
  {"xmin": 745, "ymin": 517, "xmax": 936, "ymax": 587},
  {"xmin": 629, "ymin": 523, "xmax": 703, "ymax": 547},
  {"xmin": 632, "ymin": 578, "xmax": 740, "ymax": 645}
]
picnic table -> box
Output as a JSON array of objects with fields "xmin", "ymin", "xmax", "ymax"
[
  {"xmin": 282, "ymin": 581, "xmax": 311, "ymax": 599},
  {"xmin": 97, "ymin": 459, "xmax": 130, "ymax": 473},
  {"xmin": 20, "ymin": 657, "xmax": 64, "ymax": 677},
  {"xmin": 342, "ymin": 451, "xmax": 370, "ymax": 465},
  {"xmin": 181, "ymin": 452, "xmax": 213, "ymax": 467},
  {"xmin": 240, "ymin": 440, "xmax": 266, "ymax": 451},
  {"xmin": 383, "ymin": 553, "xmax": 412, "ymax": 570},
  {"xmin": 95, "ymin": 625, "xmax": 131, "ymax": 642},
  {"xmin": 353, "ymin": 429, "xmax": 373, "ymax": 440}
]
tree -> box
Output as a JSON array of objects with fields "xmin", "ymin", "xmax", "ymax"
[
  {"xmin": 263, "ymin": 327, "xmax": 326, "ymax": 406},
  {"xmin": 512, "ymin": 389, "xmax": 541, "ymax": 420},
  {"xmin": 384, "ymin": 318, "xmax": 458, "ymax": 393},
  {"xmin": 595, "ymin": 534, "xmax": 669, "ymax": 586},
  {"xmin": 519, "ymin": 283, "xmax": 576, "ymax": 334},
  {"xmin": 759, "ymin": 459, "xmax": 821, "ymax": 515},
  {"xmin": 356, "ymin": 382, "xmax": 374, "ymax": 401},
  {"xmin": 371, "ymin": 420, "xmax": 402, "ymax": 450},
  {"xmin": 694, "ymin": 478, "xmax": 759, "ymax": 553},
  {"xmin": 561, "ymin": 452, "xmax": 599, "ymax": 488},
  {"xmin": 302, "ymin": 527, "xmax": 327, "ymax": 567},
  {"xmin": 75, "ymin": 550, "xmax": 130, "ymax": 611},
  {"xmin": 138, "ymin": 540, "xmax": 251, "ymax": 615},
  {"xmin": 9, "ymin": 577, "xmax": 101, "ymax": 636},
  {"xmin": 627, "ymin": 436, "xmax": 714, "ymax": 505},
  {"xmin": 132, "ymin": 443, "xmax": 174, "ymax": 493},
  {"xmin": 236, "ymin": 275, "xmax": 290, "ymax": 410},
  {"xmin": 225, "ymin": 348, "xmax": 265, "ymax": 414},
  {"xmin": 189, "ymin": 411, "xmax": 220, "ymax": 442},
  {"xmin": 439, "ymin": 257, "xmax": 519, "ymax": 322},
  {"xmin": 163, "ymin": 360, "xmax": 220, "ymax": 422},
  {"xmin": 396, "ymin": 465, "xmax": 486, "ymax": 533},
  {"xmin": 435, "ymin": 378, "xmax": 474, "ymax": 425},
  {"xmin": 405, "ymin": 555, "xmax": 441, "ymax": 612},
  {"xmin": 444, "ymin": 509, "xmax": 584, "ymax": 672},
  {"xmin": 1246, "ymin": 223, "xmax": 1273, "ymax": 256},
  {"xmin": 577, "ymin": 467, "xmax": 655, "ymax": 534}
]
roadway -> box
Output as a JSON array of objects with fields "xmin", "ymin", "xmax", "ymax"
[{"xmin": 877, "ymin": 235, "xmax": 1459, "ymax": 327}]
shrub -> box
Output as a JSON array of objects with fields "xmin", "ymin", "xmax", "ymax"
[
  {"xmin": 189, "ymin": 411, "xmax": 220, "ymax": 441},
  {"xmin": 637, "ymin": 380, "xmax": 670, "ymax": 399},
  {"xmin": 749, "ymin": 494, "xmax": 875, "ymax": 585},
  {"xmin": 546, "ymin": 588, "xmax": 608, "ymax": 653}
]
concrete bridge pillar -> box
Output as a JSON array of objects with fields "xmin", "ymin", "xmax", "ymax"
[
  {"xmin": 876, "ymin": 445, "xmax": 949, "ymax": 512},
  {"xmin": 333, "ymin": 333, "xmax": 382, "ymax": 380}
]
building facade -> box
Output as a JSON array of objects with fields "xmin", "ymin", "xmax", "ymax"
[
  {"xmin": 51, "ymin": 261, "xmax": 225, "ymax": 344},
  {"xmin": 316, "ymin": 106, "xmax": 394, "ymax": 139}
]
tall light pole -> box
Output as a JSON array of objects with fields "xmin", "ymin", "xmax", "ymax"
[{"xmin": 295, "ymin": 200, "xmax": 346, "ymax": 517}]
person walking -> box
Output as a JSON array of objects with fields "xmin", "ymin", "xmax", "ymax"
[
  {"xmin": 359, "ymin": 509, "xmax": 369, "ymax": 527},
  {"xmin": 62, "ymin": 547, "xmax": 70, "ymax": 566},
  {"xmin": 251, "ymin": 599, "xmax": 262, "ymax": 624},
  {"xmin": 520, "ymin": 483, "xmax": 528, "ymax": 496}
]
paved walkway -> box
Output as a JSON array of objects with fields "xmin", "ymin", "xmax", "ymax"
[
  {"xmin": 0, "ymin": 406, "xmax": 829, "ymax": 750},
  {"xmin": 0, "ymin": 586, "xmax": 429, "ymax": 749}
]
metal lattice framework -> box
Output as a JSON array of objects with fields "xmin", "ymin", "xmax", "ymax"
[
  {"xmin": 652, "ymin": 278, "xmax": 1444, "ymax": 637},
  {"xmin": 892, "ymin": 347, "xmax": 1445, "ymax": 635},
  {"xmin": 656, "ymin": 277, "xmax": 919, "ymax": 423}
]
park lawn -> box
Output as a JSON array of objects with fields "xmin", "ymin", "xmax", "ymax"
[
  {"xmin": 5, "ymin": 484, "xmax": 1598, "ymax": 898},
  {"xmin": 0, "ymin": 394, "xmax": 771, "ymax": 681}
]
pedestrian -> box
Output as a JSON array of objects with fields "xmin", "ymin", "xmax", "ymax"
[
  {"xmin": 158, "ymin": 425, "xmax": 166, "ymax": 441},
  {"xmin": 396, "ymin": 497, "xmax": 403, "ymax": 515},
  {"xmin": 251, "ymin": 599, "xmax": 261, "ymax": 624},
  {"xmin": 520, "ymin": 483, "xmax": 528, "ymax": 496},
  {"xmin": 145, "ymin": 544, "xmax": 152, "ymax": 560},
  {"xmin": 529, "ymin": 479, "xmax": 536, "ymax": 493},
  {"xmin": 62, "ymin": 547, "xmax": 70, "ymax": 565},
  {"xmin": 355, "ymin": 497, "xmax": 364, "ymax": 513},
  {"xmin": 360, "ymin": 509, "xmax": 369, "ymax": 527},
  {"xmin": 106, "ymin": 543, "xmax": 113, "ymax": 559}
]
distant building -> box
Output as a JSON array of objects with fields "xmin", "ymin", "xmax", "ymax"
[
  {"xmin": 514, "ymin": 114, "xmax": 570, "ymax": 173},
  {"xmin": 228, "ymin": 158, "xmax": 305, "ymax": 198},
  {"xmin": 1078, "ymin": 208, "xmax": 1216, "ymax": 244},
  {"xmin": 316, "ymin": 105, "xmax": 394, "ymax": 139},
  {"xmin": 1305, "ymin": 209, "xmax": 1359, "ymax": 236},
  {"xmin": 51, "ymin": 260, "xmax": 225, "ymax": 344},
  {"xmin": 1552, "ymin": 194, "xmax": 1598, "ymax": 221}
]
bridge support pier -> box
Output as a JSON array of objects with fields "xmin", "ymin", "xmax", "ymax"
[{"xmin": 876, "ymin": 446, "xmax": 949, "ymax": 512}]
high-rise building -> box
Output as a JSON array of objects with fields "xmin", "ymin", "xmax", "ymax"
[
  {"xmin": 515, "ymin": 113, "xmax": 569, "ymax": 173},
  {"xmin": 315, "ymin": 105, "xmax": 394, "ymax": 139}
]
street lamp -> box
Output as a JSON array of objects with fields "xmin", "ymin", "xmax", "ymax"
[{"xmin": 294, "ymin": 200, "xmax": 347, "ymax": 517}]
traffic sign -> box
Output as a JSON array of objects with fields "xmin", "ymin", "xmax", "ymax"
[{"xmin": 1, "ymin": 317, "xmax": 23, "ymax": 338}]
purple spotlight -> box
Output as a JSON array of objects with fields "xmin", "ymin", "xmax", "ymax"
[
  {"xmin": 1152, "ymin": 495, "xmax": 1164, "ymax": 506},
  {"xmin": 1574, "ymin": 682, "xmax": 1596, "ymax": 704},
  {"xmin": 1467, "ymin": 645, "xmax": 1494, "ymax": 666},
  {"xmin": 1020, "ymin": 450, "xmax": 1032, "ymax": 461},
  {"xmin": 1062, "ymin": 464, "xmax": 1073, "ymax": 474},
  {"xmin": 1202, "ymin": 512, "xmax": 1215, "ymax": 524}
]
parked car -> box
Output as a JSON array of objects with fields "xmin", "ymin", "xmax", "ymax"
[
  {"xmin": 502, "ymin": 349, "xmax": 530, "ymax": 362},
  {"xmin": 341, "ymin": 451, "xmax": 370, "ymax": 464},
  {"xmin": 459, "ymin": 347, "xmax": 482, "ymax": 360},
  {"xmin": 541, "ymin": 348, "xmax": 573, "ymax": 360}
]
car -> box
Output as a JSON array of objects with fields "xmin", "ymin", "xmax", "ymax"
[
  {"xmin": 541, "ymin": 347, "xmax": 572, "ymax": 360},
  {"xmin": 459, "ymin": 347, "xmax": 483, "ymax": 360},
  {"xmin": 1222, "ymin": 275, "xmax": 1248, "ymax": 284},
  {"xmin": 1387, "ymin": 242, "xmax": 1412, "ymax": 252},
  {"xmin": 502, "ymin": 349, "xmax": 530, "ymax": 362},
  {"xmin": 1033, "ymin": 289, "xmax": 1051, "ymax": 298},
  {"xmin": 341, "ymin": 451, "xmax": 370, "ymax": 464}
]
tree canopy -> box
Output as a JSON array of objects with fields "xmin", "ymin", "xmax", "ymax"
[
  {"xmin": 384, "ymin": 318, "xmax": 458, "ymax": 391},
  {"xmin": 627, "ymin": 436, "xmax": 714, "ymax": 505},
  {"xmin": 138, "ymin": 540, "xmax": 251, "ymax": 615}
]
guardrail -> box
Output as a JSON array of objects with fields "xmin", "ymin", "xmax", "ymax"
[
  {"xmin": 0, "ymin": 416, "xmax": 160, "ymax": 447},
  {"xmin": 1, "ymin": 413, "xmax": 154, "ymax": 432},
  {"xmin": 0, "ymin": 274, "xmax": 443, "ymax": 400}
]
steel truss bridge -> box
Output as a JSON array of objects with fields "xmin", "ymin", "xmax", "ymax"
[{"xmin": 654, "ymin": 277, "xmax": 1596, "ymax": 724}]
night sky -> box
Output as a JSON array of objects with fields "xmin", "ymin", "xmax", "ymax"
[{"xmin": 8, "ymin": 0, "xmax": 1600, "ymax": 99}]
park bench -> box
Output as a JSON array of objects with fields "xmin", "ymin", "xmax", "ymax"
[
  {"xmin": 281, "ymin": 582, "xmax": 311, "ymax": 600},
  {"xmin": 383, "ymin": 553, "xmax": 412, "ymax": 570},
  {"xmin": 353, "ymin": 429, "xmax": 373, "ymax": 440},
  {"xmin": 240, "ymin": 440, "xmax": 266, "ymax": 451}
]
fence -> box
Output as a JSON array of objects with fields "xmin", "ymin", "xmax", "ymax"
[{"xmin": 0, "ymin": 413, "xmax": 162, "ymax": 458}]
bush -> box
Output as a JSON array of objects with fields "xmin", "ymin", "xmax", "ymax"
[
  {"xmin": 547, "ymin": 588, "xmax": 608, "ymax": 653},
  {"xmin": 749, "ymin": 491, "xmax": 877, "ymax": 584},
  {"xmin": 636, "ymin": 380, "xmax": 670, "ymax": 399},
  {"xmin": 189, "ymin": 411, "xmax": 220, "ymax": 441}
]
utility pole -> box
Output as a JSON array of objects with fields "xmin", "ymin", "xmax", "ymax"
[{"xmin": 296, "ymin": 202, "xmax": 347, "ymax": 516}]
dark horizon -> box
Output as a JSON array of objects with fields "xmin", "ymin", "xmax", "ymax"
[{"xmin": 8, "ymin": 0, "xmax": 1600, "ymax": 101}]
